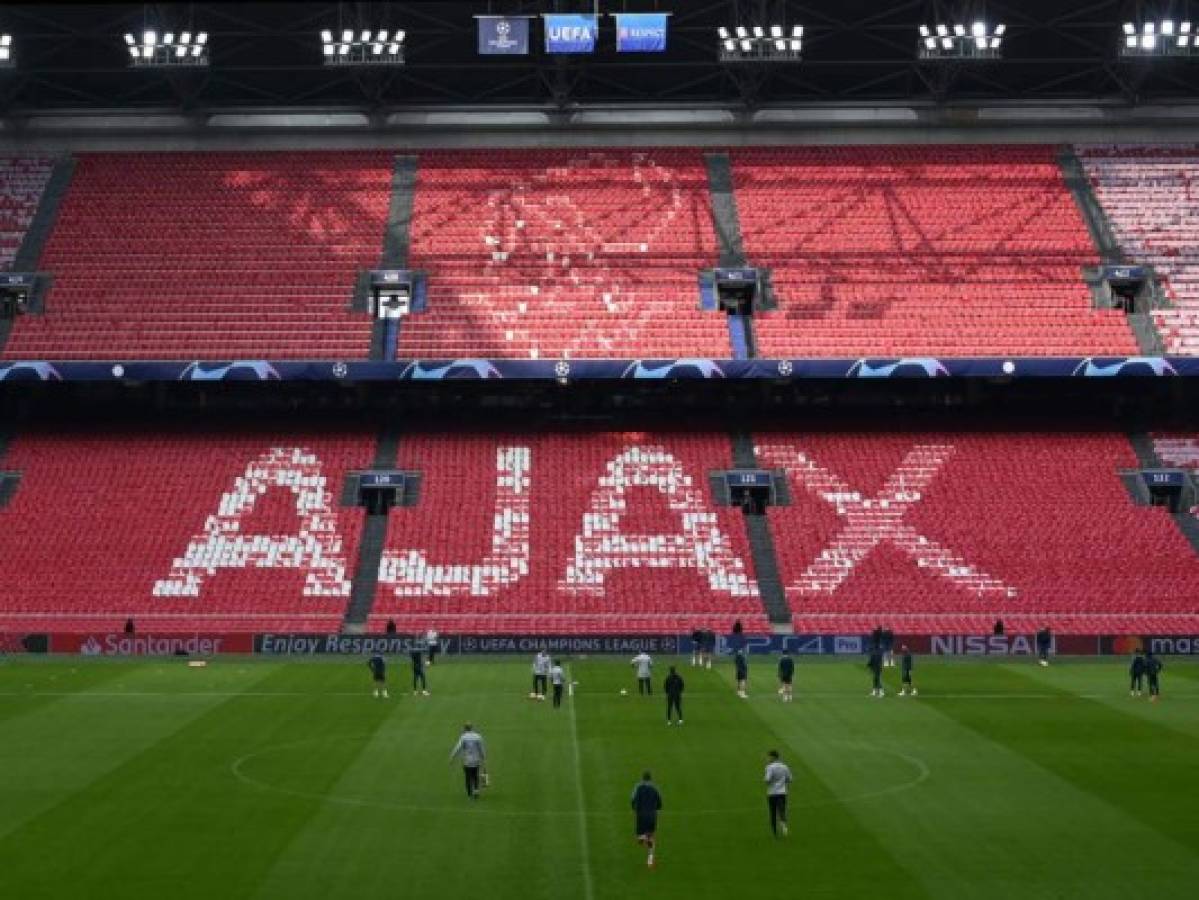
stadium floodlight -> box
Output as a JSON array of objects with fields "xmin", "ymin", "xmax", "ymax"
[
  {"xmin": 0, "ymin": 35, "xmax": 11, "ymax": 66},
  {"xmin": 919, "ymin": 21, "xmax": 1005, "ymax": 59},
  {"xmin": 321, "ymin": 24, "xmax": 406, "ymax": 66},
  {"xmin": 719, "ymin": 22, "xmax": 805, "ymax": 62},
  {"xmin": 127, "ymin": 24, "xmax": 208, "ymax": 67},
  {"xmin": 1122, "ymin": 18, "xmax": 1199, "ymax": 56}
]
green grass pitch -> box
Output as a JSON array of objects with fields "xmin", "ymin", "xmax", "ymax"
[{"xmin": 0, "ymin": 655, "xmax": 1196, "ymax": 899}]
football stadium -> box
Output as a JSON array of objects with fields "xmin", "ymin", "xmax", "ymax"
[{"xmin": 0, "ymin": 1, "xmax": 1197, "ymax": 897}]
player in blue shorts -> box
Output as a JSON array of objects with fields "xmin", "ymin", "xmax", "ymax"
[{"xmin": 631, "ymin": 771, "xmax": 662, "ymax": 867}]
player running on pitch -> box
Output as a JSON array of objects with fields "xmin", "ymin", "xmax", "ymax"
[
  {"xmin": 449, "ymin": 723, "xmax": 487, "ymax": 800},
  {"xmin": 367, "ymin": 652, "xmax": 389, "ymax": 699},
  {"xmin": 734, "ymin": 649, "xmax": 749, "ymax": 698},
  {"xmin": 777, "ymin": 650, "xmax": 795, "ymax": 702},
  {"xmin": 764, "ymin": 750, "xmax": 793, "ymax": 837},
  {"xmin": 631, "ymin": 771, "xmax": 663, "ymax": 868},
  {"xmin": 664, "ymin": 665, "xmax": 684, "ymax": 725}
]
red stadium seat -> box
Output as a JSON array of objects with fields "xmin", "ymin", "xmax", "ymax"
[
  {"xmin": 731, "ymin": 145, "xmax": 1139, "ymax": 357},
  {"xmin": 400, "ymin": 150, "xmax": 733, "ymax": 360},
  {"xmin": 2, "ymin": 152, "xmax": 389, "ymax": 360},
  {"xmin": 1078, "ymin": 143, "xmax": 1199, "ymax": 355}
]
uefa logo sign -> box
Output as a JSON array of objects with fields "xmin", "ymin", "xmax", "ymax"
[{"xmin": 496, "ymin": 20, "xmax": 510, "ymax": 36}]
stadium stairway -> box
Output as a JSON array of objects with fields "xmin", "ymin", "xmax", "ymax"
[
  {"xmin": 730, "ymin": 430, "xmax": 791, "ymax": 629},
  {"xmin": 341, "ymin": 427, "xmax": 401, "ymax": 632},
  {"xmin": 1129, "ymin": 432, "xmax": 1199, "ymax": 555},
  {"xmin": 1057, "ymin": 147, "xmax": 1166, "ymax": 355},
  {"xmin": 0, "ymin": 156, "xmax": 62, "ymax": 353},
  {"xmin": 704, "ymin": 152, "xmax": 757, "ymax": 359},
  {"xmin": 372, "ymin": 154, "xmax": 418, "ymax": 361}
]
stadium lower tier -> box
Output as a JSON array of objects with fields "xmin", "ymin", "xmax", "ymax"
[{"xmin": 0, "ymin": 430, "xmax": 1196, "ymax": 634}]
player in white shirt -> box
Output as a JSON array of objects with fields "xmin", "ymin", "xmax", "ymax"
[
  {"xmin": 764, "ymin": 750, "xmax": 793, "ymax": 837},
  {"xmin": 530, "ymin": 650, "xmax": 551, "ymax": 699},
  {"xmin": 631, "ymin": 651, "xmax": 653, "ymax": 695}
]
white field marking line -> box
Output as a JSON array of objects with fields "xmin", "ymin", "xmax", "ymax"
[
  {"xmin": 228, "ymin": 735, "xmax": 931, "ymax": 819},
  {"xmin": 565, "ymin": 665, "xmax": 595, "ymax": 900},
  {"xmin": 7, "ymin": 690, "xmax": 1197, "ymax": 700}
]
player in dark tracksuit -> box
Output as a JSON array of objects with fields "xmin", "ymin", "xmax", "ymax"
[
  {"xmin": 1129, "ymin": 650, "xmax": 1146, "ymax": 697},
  {"xmin": 734, "ymin": 649, "xmax": 749, "ymax": 698},
  {"xmin": 1146, "ymin": 650, "xmax": 1164, "ymax": 701},
  {"xmin": 1036, "ymin": 627, "xmax": 1052, "ymax": 666},
  {"xmin": 777, "ymin": 652, "xmax": 795, "ymax": 702},
  {"xmin": 631, "ymin": 772, "xmax": 663, "ymax": 867},
  {"xmin": 367, "ymin": 653, "xmax": 388, "ymax": 699},
  {"xmin": 898, "ymin": 645, "xmax": 916, "ymax": 696},
  {"xmin": 868, "ymin": 648, "xmax": 884, "ymax": 697},
  {"xmin": 664, "ymin": 666, "xmax": 684, "ymax": 725},
  {"xmin": 410, "ymin": 646, "xmax": 429, "ymax": 695}
]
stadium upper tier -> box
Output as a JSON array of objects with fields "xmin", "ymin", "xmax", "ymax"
[
  {"xmin": 734, "ymin": 145, "xmax": 1136, "ymax": 357},
  {"xmin": 0, "ymin": 144, "xmax": 1186, "ymax": 361},
  {"xmin": 0, "ymin": 430, "xmax": 1195, "ymax": 634},
  {"xmin": 1078, "ymin": 144, "xmax": 1199, "ymax": 356},
  {"xmin": 3, "ymin": 152, "xmax": 390, "ymax": 360}
]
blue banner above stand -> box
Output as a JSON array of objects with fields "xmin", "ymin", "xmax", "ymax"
[
  {"xmin": 543, "ymin": 14, "xmax": 598, "ymax": 53},
  {"xmin": 476, "ymin": 16, "xmax": 530, "ymax": 55},
  {"xmin": 612, "ymin": 13, "xmax": 670, "ymax": 52}
]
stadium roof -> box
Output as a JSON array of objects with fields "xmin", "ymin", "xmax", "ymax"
[{"xmin": 0, "ymin": 1, "xmax": 1196, "ymax": 113}]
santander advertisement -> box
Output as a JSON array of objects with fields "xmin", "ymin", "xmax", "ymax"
[{"xmin": 51, "ymin": 633, "xmax": 253, "ymax": 656}]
